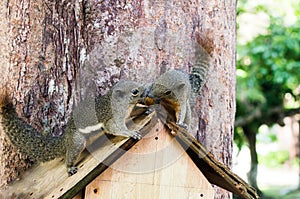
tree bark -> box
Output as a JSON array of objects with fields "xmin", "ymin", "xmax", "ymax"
[
  {"xmin": 0, "ymin": 1, "xmax": 236, "ymax": 198},
  {"xmin": 0, "ymin": 0, "xmax": 81, "ymax": 186}
]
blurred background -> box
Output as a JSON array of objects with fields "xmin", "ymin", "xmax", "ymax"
[{"xmin": 233, "ymin": 0, "xmax": 300, "ymax": 198}]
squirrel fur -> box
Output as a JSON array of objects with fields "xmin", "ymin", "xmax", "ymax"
[
  {"xmin": 0, "ymin": 80, "xmax": 146, "ymax": 176},
  {"xmin": 145, "ymin": 43, "xmax": 211, "ymax": 129}
]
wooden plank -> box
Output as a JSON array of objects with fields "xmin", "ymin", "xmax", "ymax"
[
  {"xmin": 86, "ymin": 182, "xmax": 214, "ymax": 199},
  {"xmin": 85, "ymin": 122, "xmax": 215, "ymax": 199}
]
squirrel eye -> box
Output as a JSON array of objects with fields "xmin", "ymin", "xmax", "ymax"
[
  {"xmin": 164, "ymin": 90, "xmax": 172, "ymax": 95},
  {"xmin": 131, "ymin": 88, "xmax": 140, "ymax": 96}
]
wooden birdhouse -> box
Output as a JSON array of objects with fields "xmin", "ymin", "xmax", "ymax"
[{"xmin": 84, "ymin": 122, "xmax": 214, "ymax": 199}]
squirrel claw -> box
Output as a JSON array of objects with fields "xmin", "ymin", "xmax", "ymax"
[
  {"xmin": 145, "ymin": 107, "xmax": 155, "ymax": 115},
  {"xmin": 131, "ymin": 130, "xmax": 142, "ymax": 140},
  {"xmin": 177, "ymin": 122, "xmax": 188, "ymax": 130},
  {"xmin": 68, "ymin": 166, "xmax": 78, "ymax": 176}
]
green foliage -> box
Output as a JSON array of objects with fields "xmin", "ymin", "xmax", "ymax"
[
  {"xmin": 236, "ymin": 18, "xmax": 300, "ymax": 128},
  {"xmin": 257, "ymin": 125, "xmax": 278, "ymax": 143},
  {"xmin": 235, "ymin": 1, "xmax": 300, "ymax": 149},
  {"xmin": 258, "ymin": 150, "xmax": 290, "ymax": 168},
  {"xmin": 236, "ymin": 0, "xmax": 248, "ymax": 16},
  {"xmin": 237, "ymin": 18, "xmax": 300, "ymax": 107}
]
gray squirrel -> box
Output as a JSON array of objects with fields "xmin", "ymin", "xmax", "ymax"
[
  {"xmin": 0, "ymin": 80, "xmax": 147, "ymax": 176},
  {"xmin": 144, "ymin": 43, "xmax": 211, "ymax": 129}
]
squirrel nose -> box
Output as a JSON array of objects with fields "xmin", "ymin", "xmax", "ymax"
[
  {"xmin": 145, "ymin": 92, "xmax": 160, "ymax": 104},
  {"xmin": 144, "ymin": 96, "xmax": 156, "ymax": 106}
]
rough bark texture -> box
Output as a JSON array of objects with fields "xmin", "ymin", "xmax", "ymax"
[
  {"xmin": 0, "ymin": 0, "xmax": 236, "ymax": 198},
  {"xmin": 0, "ymin": 0, "xmax": 81, "ymax": 186}
]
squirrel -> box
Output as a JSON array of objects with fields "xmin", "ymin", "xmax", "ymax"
[
  {"xmin": 0, "ymin": 80, "xmax": 146, "ymax": 176},
  {"xmin": 144, "ymin": 43, "xmax": 211, "ymax": 129}
]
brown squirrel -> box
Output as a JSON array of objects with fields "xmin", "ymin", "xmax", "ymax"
[
  {"xmin": 0, "ymin": 80, "xmax": 146, "ymax": 176},
  {"xmin": 145, "ymin": 43, "xmax": 211, "ymax": 129}
]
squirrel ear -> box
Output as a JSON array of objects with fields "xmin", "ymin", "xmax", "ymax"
[{"xmin": 113, "ymin": 89, "xmax": 125, "ymax": 99}]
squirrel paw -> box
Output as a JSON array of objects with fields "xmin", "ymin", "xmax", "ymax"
[
  {"xmin": 68, "ymin": 166, "xmax": 78, "ymax": 176},
  {"xmin": 176, "ymin": 122, "xmax": 188, "ymax": 130},
  {"xmin": 118, "ymin": 130, "xmax": 142, "ymax": 140},
  {"xmin": 130, "ymin": 130, "xmax": 142, "ymax": 140},
  {"xmin": 145, "ymin": 107, "xmax": 155, "ymax": 115}
]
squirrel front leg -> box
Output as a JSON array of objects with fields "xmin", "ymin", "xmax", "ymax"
[
  {"xmin": 65, "ymin": 132, "xmax": 86, "ymax": 176},
  {"xmin": 176, "ymin": 100, "xmax": 187, "ymax": 128},
  {"xmin": 184, "ymin": 101, "xmax": 191, "ymax": 129},
  {"xmin": 101, "ymin": 80, "xmax": 146, "ymax": 140},
  {"xmin": 64, "ymin": 119, "xmax": 86, "ymax": 176},
  {"xmin": 176, "ymin": 100, "xmax": 191, "ymax": 130},
  {"xmin": 105, "ymin": 117, "xmax": 142, "ymax": 140}
]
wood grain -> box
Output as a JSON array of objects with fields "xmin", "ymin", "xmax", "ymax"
[{"xmin": 85, "ymin": 121, "xmax": 214, "ymax": 199}]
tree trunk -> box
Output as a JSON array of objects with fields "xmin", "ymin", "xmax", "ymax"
[
  {"xmin": 243, "ymin": 126, "xmax": 260, "ymax": 193},
  {"xmin": 0, "ymin": 1, "xmax": 236, "ymax": 198}
]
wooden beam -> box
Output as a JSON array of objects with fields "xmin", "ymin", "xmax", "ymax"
[{"xmin": 165, "ymin": 122, "xmax": 259, "ymax": 199}]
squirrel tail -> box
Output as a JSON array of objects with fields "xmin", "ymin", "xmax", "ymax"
[
  {"xmin": 0, "ymin": 86, "xmax": 13, "ymax": 111},
  {"xmin": 189, "ymin": 43, "xmax": 211, "ymax": 94},
  {"xmin": 0, "ymin": 87, "xmax": 66, "ymax": 162}
]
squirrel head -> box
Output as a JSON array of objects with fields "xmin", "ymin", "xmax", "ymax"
[
  {"xmin": 111, "ymin": 80, "xmax": 145, "ymax": 105},
  {"xmin": 146, "ymin": 82, "xmax": 183, "ymax": 104}
]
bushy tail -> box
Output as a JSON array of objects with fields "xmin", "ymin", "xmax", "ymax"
[
  {"xmin": 189, "ymin": 42, "xmax": 212, "ymax": 94},
  {"xmin": 0, "ymin": 87, "xmax": 66, "ymax": 162}
]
